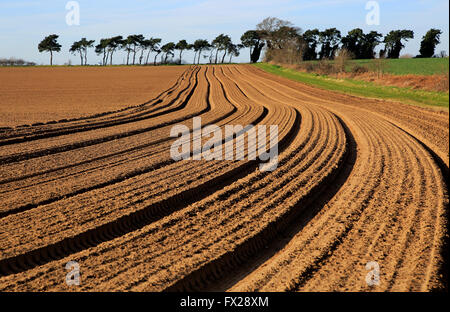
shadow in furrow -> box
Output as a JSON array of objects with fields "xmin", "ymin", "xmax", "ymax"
[
  {"xmin": 0, "ymin": 68, "xmax": 278, "ymax": 278},
  {"xmin": 387, "ymin": 121, "xmax": 449, "ymax": 292},
  {"xmin": 0, "ymin": 67, "xmax": 194, "ymax": 144},
  {"xmin": 0, "ymin": 66, "xmax": 249, "ymax": 218},
  {"xmin": 0, "ymin": 67, "xmax": 200, "ymax": 165},
  {"xmin": 163, "ymin": 115, "xmax": 357, "ymax": 292}
]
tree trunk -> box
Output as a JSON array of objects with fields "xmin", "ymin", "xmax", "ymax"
[
  {"xmin": 193, "ymin": 51, "xmax": 197, "ymax": 64},
  {"xmin": 179, "ymin": 50, "xmax": 183, "ymax": 64},
  {"xmin": 154, "ymin": 53, "xmax": 159, "ymax": 66},
  {"xmin": 80, "ymin": 52, "xmax": 83, "ymax": 66},
  {"xmin": 229, "ymin": 54, "xmax": 233, "ymax": 63},
  {"xmin": 132, "ymin": 48, "xmax": 136, "ymax": 65},
  {"xmin": 139, "ymin": 49, "xmax": 144, "ymax": 65},
  {"xmin": 126, "ymin": 51, "xmax": 130, "ymax": 65},
  {"xmin": 110, "ymin": 50, "xmax": 114, "ymax": 66},
  {"xmin": 210, "ymin": 49, "xmax": 215, "ymax": 64},
  {"xmin": 146, "ymin": 50, "xmax": 151, "ymax": 65},
  {"xmin": 84, "ymin": 49, "xmax": 87, "ymax": 66},
  {"xmin": 221, "ymin": 51, "xmax": 227, "ymax": 63},
  {"xmin": 50, "ymin": 51, "xmax": 53, "ymax": 66},
  {"xmin": 198, "ymin": 50, "xmax": 202, "ymax": 64},
  {"xmin": 215, "ymin": 49, "xmax": 219, "ymax": 64}
]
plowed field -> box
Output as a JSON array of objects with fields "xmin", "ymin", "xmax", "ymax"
[
  {"xmin": 0, "ymin": 66, "xmax": 186, "ymax": 127},
  {"xmin": 0, "ymin": 65, "xmax": 448, "ymax": 292}
]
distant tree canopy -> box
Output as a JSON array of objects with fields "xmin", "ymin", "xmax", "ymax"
[
  {"xmin": 95, "ymin": 38, "xmax": 111, "ymax": 66},
  {"xmin": 70, "ymin": 38, "xmax": 95, "ymax": 65},
  {"xmin": 193, "ymin": 39, "xmax": 210, "ymax": 64},
  {"xmin": 302, "ymin": 29, "xmax": 320, "ymax": 61},
  {"xmin": 0, "ymin": 58, "xmax": 36, "ymax": 66},
  {"xmin": 38, "ymin": 34, "xmax": 62, "ymax": 66},
  {"xmin": 383, "ymin": 30, "xmax": 414, "ymax": 59},
  {"xmin": 256, "ymin": 17, "xmax": 296, "ymax": 50},
  {"xmin": 241, "ymin": 30, "xmax": 265, "ymax": 63},
  {"xmin": 69, "ymin": 40, "xmax": 83, "ymax": 65},
  {"xmin": 419, "ymin": 28, "xmax": 442, "ymax": 58},
  {"xmin": 175, "ymin": 40, "xmax": 190, "ymax": 64},
  {"xmin": 245, "ymin": 18, "xmax": 428, "ymax": 63},
  {"xmin": 107, "ymin": 36, "xmax": 124, "ymax": 65},
  {"xmin": 318, "ymin": 28, "xmax": 341, "ymax": 60},
  {"xmin": 341, "ymin": 29, "xmax": 382, "ymax": 59},
  {"xmin": 34, "ymin": 20, "xmax": 444, "ymax": 66},
  {"xmin": 227, "ymin": 43, "xmax": 244, "ymax": 63},
  {"xmin": 212, "ymin": 34, "xmax": 232, "ymax": 64},
  {"xmin": 161, "ymin": 42, "xmax": 176, "ymax": 64},
  {"xmin": 256, "ymin": 17, "xmax": 303, "ymax": 63}
]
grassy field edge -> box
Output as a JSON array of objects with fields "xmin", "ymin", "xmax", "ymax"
[{"xmin": 254, "ymin": 63, "xmax": 449, "ymax": 109}]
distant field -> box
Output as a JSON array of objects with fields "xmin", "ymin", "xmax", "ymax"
[
  {"xmin": 255, "ymin": 63, "xmax": 449, "ymax": 108},
  {"xmin": 302, "ymin": 57, "xmax": 449, "ymax": 75},
  {"xmin": 0, "ymin": 66, "xmax": 186, "ymax": 127},
  {"xmin": 351, "ymin": 57, "xmax": 449, "ymax": 75}
]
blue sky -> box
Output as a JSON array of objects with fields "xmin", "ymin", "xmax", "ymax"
[{"xmin": 0, "ymin": 0, "xmax": 448, "ymax": 65}]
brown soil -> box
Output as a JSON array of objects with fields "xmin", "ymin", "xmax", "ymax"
[
  {"xmin": 0, "ymin": 65, "xmax": 448, "ymax": 292},
  {"xmin": 341, "ymin": 72, "xmax": 449, "ymax": 93},
  {"xmin": 0, "ymin": 66, "xmax": 187, "ymax": 127}
]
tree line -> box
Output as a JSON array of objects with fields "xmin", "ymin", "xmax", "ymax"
[
  {"xmin": 0, "ymin": 58, "xmax": 36, "ymax": 66},
  {"xmin": 250, "ymin": 17, "xmax": 444, "ymax": 64},
  {"xmin": 38, "ymin": 34, "xmax": 244, "ymax": 66},
  {"xmin": 37, "ymin": 17, "xmax": 445, "ymax": 66}
]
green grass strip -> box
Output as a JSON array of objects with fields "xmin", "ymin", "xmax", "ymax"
[{"xmin": 254, "ymin": 63, "xmax": 449, "ymax": 108}]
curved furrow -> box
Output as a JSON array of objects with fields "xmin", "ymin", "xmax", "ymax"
[
  {"xmin": 0, "ymin": 64, "xmax": 305, "ymax": 290},
  {"xmin": 0, "ymin": 65, "xmax": 262, "ymax": 217},
  {"xmin": 4, "ymin": 67, "xmax": 320, "ymax": 292},
  {"xmin": 161, "ymin": 113, "xmax": 344, "ymax": 292},
  {"xmin": 296, "ymin": 115, "xmax": 415, "ymax": 291},
  {"xmin": 0, "ymin": 66, "xmax": 195, "ymax": 144},
  {"xmin": 0, "ymin": 67, "xmax": 205, "ymax": 215},
  {"xmin": 103, "ymin": 104, "xmax": 324, "ymax": 291},
  {"xmin": 0, "ymin": 65, "xmax": 275, "ymax": 276},
  {"xmin": 0, "ymin": 66, "xmax": 209, "ymax": 213},
  {"xmin": 151, "ymin": 67, "xmax": 350, "ymax": 292},
  {"xmin": 0, "ymin": 66, "xmax": 194, "ymax": 137},
  {"xmin": 299, "ymin": 113, "xmax": 446, "ymax": 292},
  {"xmin": 0, "ymin": 66, "xmax": 200, "ymax": 164},
  {"xmin": 227, "ymin": 111, "xmax": 393, "ymax": 292},
  {"xmin": 244, "ymin": 65, "xmax": 449, "ymax": 166},
  {"xmin": 242, "ymin": 65, "xmax": 450, "ymax": 132},
  {"xmin": 0, "ymin": 64, "xmax": 447, "ymax": 292},
  {"xmin": 226, "ymin": 65, "xmax": 447, "ymax": 292}
]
